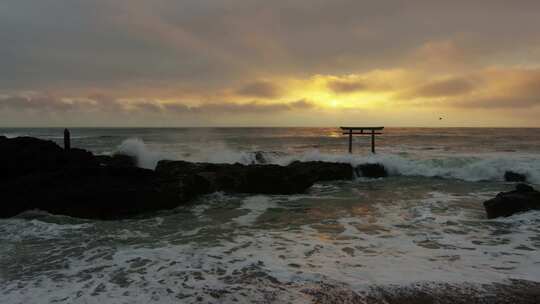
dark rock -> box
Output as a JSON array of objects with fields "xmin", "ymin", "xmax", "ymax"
[
  {"xmin": 156, "ymin": 161, "xmax": 309, "ymax": 195},
  {"xmin": 0, "ymin": 136, "xmax": 182, "ymax": 219},
  {"xmin": 254, "ymin": 151, "xmax": 266, "ymax": 164},
  {"xmin": 249, "ymin": 151, "xmax": 287, "ymax": 164},
  {"xmin": 288, "ymin": 161, "xmax": 353, "ymax": 182},
  {"xmin": 65, "ymin": 148, "xmax": 99, "ymax": 168},
  {"xmin": 0, "ymin": 136, "xmax": 98, "ymax": 181},
  {"xmin": 0, "ymin": 136, "xmax": 356, "ymax": 219},
  {"xmin": 483, "ymin": 184, "xmax": 540, "ymax": 218},
  {"xmin": 96, "ymin": 153, "xmax": 137, "ymax": 168},
  {"xmin": 516, "ymin": 183, "xmax": 534, "ymax": 192},
  {"xmin": 1, "ymin": 166, "xmax": 181, "ymax": 220},
  {"xmin": 241, "ymin": 164, "xmax": 313, "ymax": 194},
  {"xmin": 355, "ymin": 163, "xmax": 388, "ymax": 178},
  {"xmin": 504, "ymin": 171, "xmax": 527, "ymax": 182},
  {"xmin": 0, "ymin": 136, "xmax": 66, "ymax": 181},
  {"xmin": 156, "ymin": 160, "xmax": 353, "ymax": 195}
]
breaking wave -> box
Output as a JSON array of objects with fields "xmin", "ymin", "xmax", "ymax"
[
  {"xmin": 116, "ymin": 138, "xmax": 171, "ymax": 169},
  {"xmin": 280, "ymin": 150, "xmax": 540, "ymax": 184},
  {"xmin": 115, "ymin": 138, "xmax": 540, "ymax": 184}
]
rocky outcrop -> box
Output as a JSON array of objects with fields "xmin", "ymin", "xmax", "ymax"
[
  {"xmin": 155, "ymin": 160, "xmax": 354, "ymax": 195},
  {"xmin": 2, "ymin": 166, "xmax": 181, "ymax": 220},
  {"xmin": 355, "ymin": 163, "xmax": 388, "ymax": 178},
  {"xmin": 0, "ymin": 136, "xmax": 98, "ymax": 181},
  {"xmin": 0, "ymin": 136, "xmax": 180, "ymax": 219},
  {"xmin": 504, "ymin": 171, "xmax": 527, "ymax": 182},
  {"xmin": 95, "ymin": 153, "xmax": 137, "ymax": 168},
  {"xmin": 288, "ymin": 161, "xmax": 354, "ymax": 182},
  {"xmin": 1, "ymin": 136, "xmax": 360, "ymax": 219},
  {"xmin": 483, "ymin": 184, "xmax": 540, "ymax": 218}
]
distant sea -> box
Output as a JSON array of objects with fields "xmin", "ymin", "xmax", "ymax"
[{"xmin": 1, "ymin": 127, "xmax": 540, "ymax": 303}]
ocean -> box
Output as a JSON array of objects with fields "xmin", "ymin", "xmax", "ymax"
[{"xmin": 1, "ymin": 127, "xmax": 540, "ymax": 303}]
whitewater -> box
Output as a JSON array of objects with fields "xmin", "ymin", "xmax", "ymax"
[{"xmin": 1, "ymin": 127, "xmax": 539, "ymax": 303}]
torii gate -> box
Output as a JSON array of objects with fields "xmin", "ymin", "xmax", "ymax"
[{"xmin": 340, "ymin": 127, "xmax": 384, "ymax": 153}]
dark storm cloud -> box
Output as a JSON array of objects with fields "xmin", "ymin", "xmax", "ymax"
[
  {"xmin": 3, "ymin": 0, "xmax": 540, "ymax": 127},
  {"xmin": 0, "ymin": 93, "xmax": 315, "ymax": 115},
  {"xmin": 0, "ymin": 96, "xmax": 66, "ymax": 111},
  {"xmin": 2, "ymin": 0, "xmax": 540, "ymax": 92},
  {"xmin": 0, "ymin": 94, "xmax": 123, "ymax": 113},
  {"xmin": 235, "ymin": 81, "xmax": 283, "ymax": 98}
]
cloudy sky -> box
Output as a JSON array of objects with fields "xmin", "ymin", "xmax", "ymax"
[{"xmin": 2, "ymin": 0, "xmax": 540, "ymax": 126}]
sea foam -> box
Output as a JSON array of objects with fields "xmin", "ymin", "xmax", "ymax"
[
  {"xmin": 116, "ymin": 138, "xmax": 170, "ymax": 169},
  {"xmin": 279, "ymin": 150, "xmax": 540, "ymax": 184},
  {"xmin": 115, "ymin": 138, "xmax": 540, "ymax": 184},
  {"xmin": 2, "ymin": 189, "xmax": 540, "ymax": 303}
]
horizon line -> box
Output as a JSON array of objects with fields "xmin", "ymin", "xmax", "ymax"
[{"xmin": 2, "ymin": 126, "xmax": 540, "ymax": 129}]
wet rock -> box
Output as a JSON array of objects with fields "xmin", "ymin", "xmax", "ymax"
[
  {"xmin": 156, "ymin": 160, "xmax": 353, "ymax": 195},
  {"xmin": 95, "ymin": 153, "xmax": 137, "ymax": 168},
  {"xmin": 1, "ymin": 166, "xmax": 182, "ymax": 219},
  {"xmin": 0, "ymin": 136, "xmax": 98, "ymax": 181},
  {"xmin": 355, "ymin": 163, "xmax": 388, "ymax": 178},
  {"xmin": 504, "ymin": 171, "xmax": 527, "ymax": 182},
  {"xmin": 516, "ymin": 183, "xmax": 534, "ymax": 192},
  {"xmin": 253, "ymin": 151, "xmax": 266, "ymax": 164},
  {"xmin": 288, "ymin": 161, "xmax": 354, "ymax": 182},
  {"xmin": 248, "ymin": 151, "xmax": 287, "ymax": 164},
  {"xmin": 483, "ymin": 184, "xmax": 540, "ymax": 219},
  {"xmin": 1, "ymin": 136, "xmax": 355, "ymax": 219},
  {"xmin": 157, "ymin": 161, "xmax": 310, "ymax": 194},
  {"xmin": 65, "ymin": 148, "xmax": 100, "ymax": 168},
  {"xmin": 239, "ymin": 164, "xmax": 314, "ymax": 194},
  {"xmin": 0, "ymin": 136, "xmax": 181, "ymax": 219}
]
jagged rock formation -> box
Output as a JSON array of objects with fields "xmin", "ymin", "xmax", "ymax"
[
  {"xmin": 0, "ymin": 136, "xmax": 370, "ymax": 219},
  {"xmin": 484, "ymin": 184, "xmax": 540, "ymax": 218}
]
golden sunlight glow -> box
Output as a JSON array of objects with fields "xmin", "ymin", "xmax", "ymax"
[{"xmin": 270, "ymin": 73, "xmax": 402, "ymax": 110}]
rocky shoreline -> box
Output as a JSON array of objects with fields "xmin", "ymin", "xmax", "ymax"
[
  {"xmin": 0, "ymin": 136, "xmax": 388, "ymax": 220},
  {"xmin": 1, "ymin": 135, "xmax": 539, "ymax": 220}
]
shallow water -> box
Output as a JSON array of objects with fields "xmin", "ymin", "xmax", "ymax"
[{"xmin": 1, "ymin": 128, "xmax": 540, "ymax": 303}]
